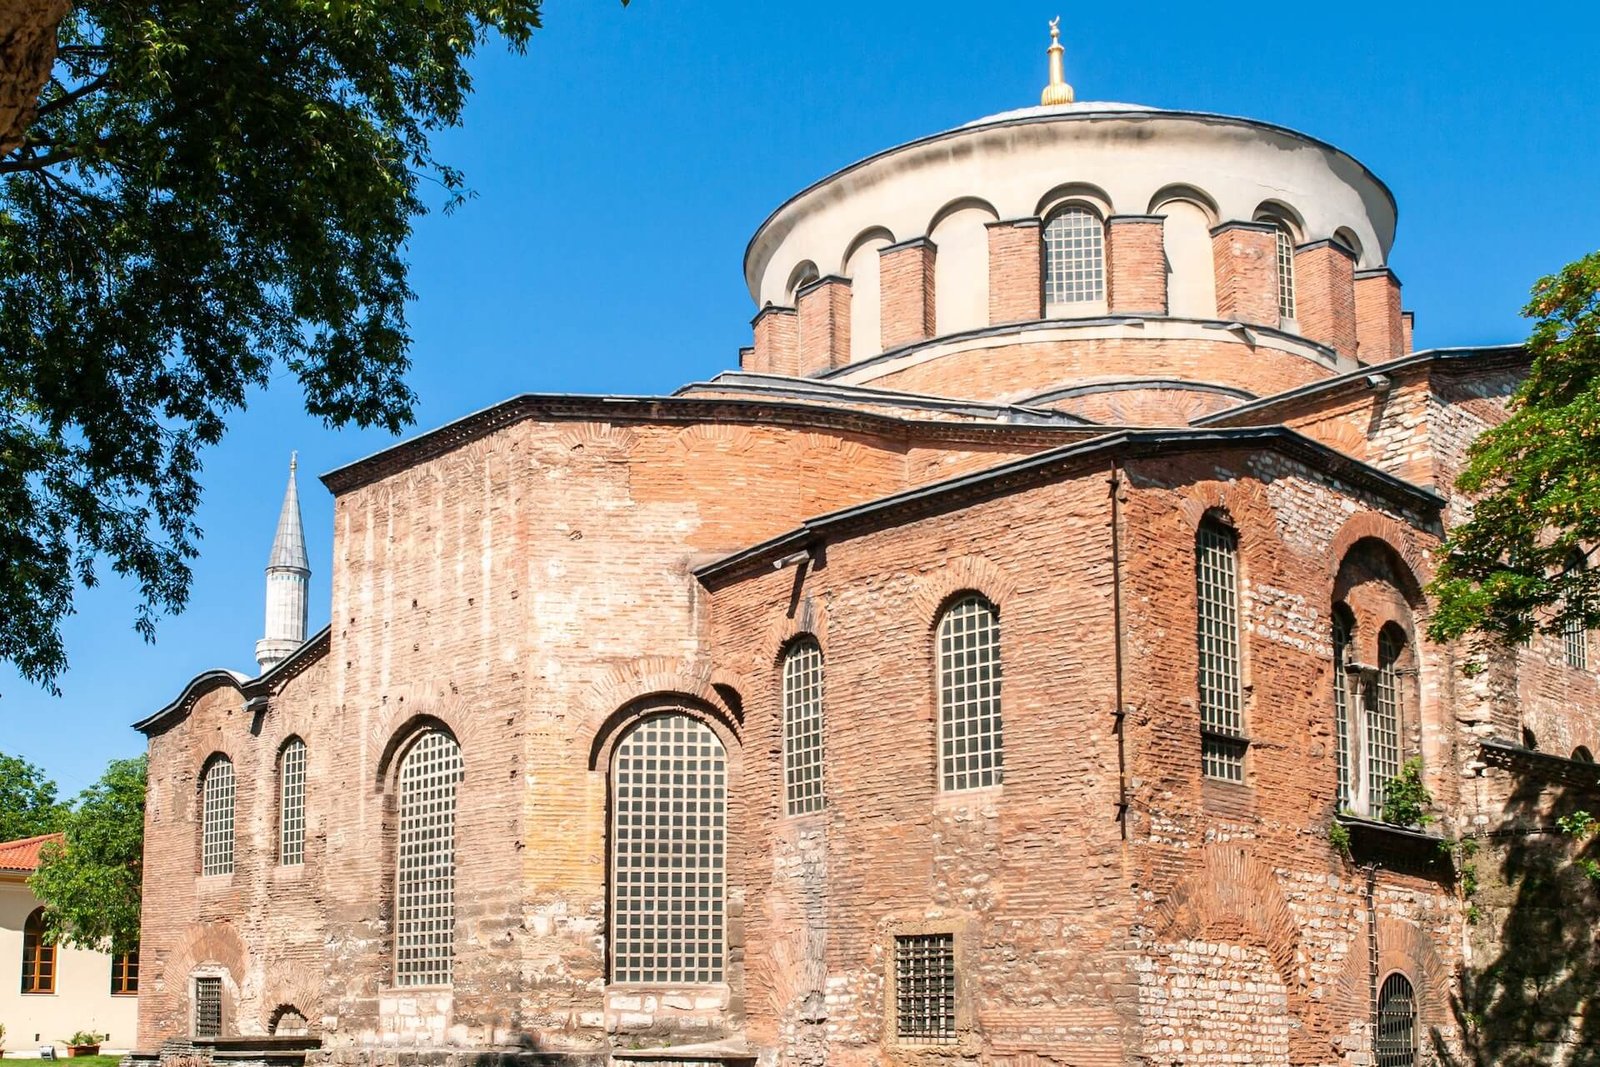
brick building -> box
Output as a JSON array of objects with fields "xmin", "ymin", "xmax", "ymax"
[{"xmin": 129, "ymin": 29, "xmax": 1600, "ymax": 1067}]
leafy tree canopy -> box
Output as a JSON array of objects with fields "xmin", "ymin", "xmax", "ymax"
[
  {"xmin": 1428, "ymin": 253, "xmax": 1600, "ymax": 646},
  {"xmin": 0, "ymin": 750, "xmax": 66, "ymax": 839},
  {"xmin": 1, "ymin": 0, "xmax": 553, "ymax": 690},
  {"xmin": 30, "ymin": 755, "xmax": 145, "ymax": 952}
]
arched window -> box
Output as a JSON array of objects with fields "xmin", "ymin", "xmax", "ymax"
[
  {"xmin": 782, "ymin": 639, "xmax": 825, "ymax": 815},
  {"xmin": 279, "ymin": 737, "xmax": 307, "ymax": 866},
  {"xmin": 611, "ymin": 713, "xmax": 726, "ymax": 983},
  {"xmin": 1196, "ymin": 519, "xmax": 1245, "ymax": 781},
  {"xmin": 395, "ymin": 730, "xmax": 462, "ymax": 986},
  {"xmin": 201, "ymin": 757, "xmax": 236, "ymax": 876},
  {"xmin": 21, "ymin": 907, "xmax": 55, "ymax": 994},
  {"xmin": 1564, "ymin": 552, "xmax": 1589, "ymax": 669},
  {"xmin": 1042, "ymin": 207, "xmax": 1105, "ymax": 310},
  {"xmin": 1375, "ymin": 972, "xmax": 1417, "ymax": 1066},
  {"xmin": 1370, "ymin": 628, "xmax": 1405, "ymax": 816},
  {"xmin": 1255, "ymin": 214, "xmax": 1297, "ymax": 321},
  {"xmin": 937, "ymin": 595, "xmax": 1003, "ymax": 791},
  {"xmin": 1332, "ymin": 605, "xmax": 1355, "ymax": 808},
  {"xmin": 1575, "ymin": 746, "xmax": 1596, "ymax": 763}
]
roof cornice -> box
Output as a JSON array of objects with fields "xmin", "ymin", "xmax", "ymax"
[{"xmin": 132, "ymin": 626, "xmax": 331, "ymax": 735}]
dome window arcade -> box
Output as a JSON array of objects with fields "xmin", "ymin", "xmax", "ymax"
[
  {"xmin": 1041, "ymin": 206, "xmax": 1105, "ymax": 314},
  {"xmin": 1254, "ymin": 208, "xmax": 1300, "ymax": 324}
]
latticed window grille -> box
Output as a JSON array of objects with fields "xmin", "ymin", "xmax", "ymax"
[
  {"xmin": 1196, "ymin": 521, "xmax": 1245, "ymax": 781},
  {"xmin": 194, "ymin": 975, "xmax": 222, "ymax": 1037},
  {"xmin": 1042, "ymin": 208, "xmax": 1105, "ymax": 306},
  {"xmin": 1564, "ymin": 557, "xmax": 1589, "ymax": 669},
  {"xmin": 611, "ymin": 713, "xmax": 726, "ymax": 984},
  {"xmin": 111, "ymin": 950, "xmax": 140, "ymax": 995},
  {"xmin": 280, "ymin": 737, "xmax": 307, "ymax": 866},
  {"xmin": 395, "ymin": 730, "xmax": 462, "ymax": 986},
  {"xmin": 1375, "ymin": 972, "xmax": 1417, "ymax": 1067},
  {"xmin": 894, "ymin": 934, "xmax": 956, "ymax": 1043},
  {"xmin": 1270, "ymin": 220, "xmax": 1297, "ymax": 320},
  {"xmin": 21, "ymin": 908, "xmax": 55, "ymax": 994},
  {"xmin": 782, "ymin": 639, "xmax": 826, "ymax": 816},
  {"xmin": 1332, "ymin": 609, "xmax": 1353, "ymax": 808},
  {"xmin": 201, "ymin": 759, "xmax": 235, "ymax": 876},
  {"xmin": 1369, "ymin": 630, "xmax": 1404, "ymax": 816},
  {"xmin": 938, "ymin": 596, "xmax": 1004, "ymax": 791}
]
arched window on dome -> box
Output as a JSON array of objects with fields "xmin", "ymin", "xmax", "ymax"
[
  {"xmin": 1041, "ymin": 206, "xmax": 1105, "ymax": 313},
  {"xmin": 1375, "ymin": 972, "xmax": 1417, "ymax": 1066},
  {"xmin": 1255, "ymin": 212, "xmax": 1298, "ymax": 323}
]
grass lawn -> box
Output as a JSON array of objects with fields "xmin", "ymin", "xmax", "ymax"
[{"xmin": 45, "ymin": 1058, "xmax": 122, "ymax": 1067}]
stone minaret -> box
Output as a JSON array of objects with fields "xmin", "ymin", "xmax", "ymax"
[{"xmin": 255, "ymin": 453, "xmax": 310, "ymax": 674}]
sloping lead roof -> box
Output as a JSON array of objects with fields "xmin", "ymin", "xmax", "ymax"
[
  {"xmin": 132, "ymin": 626, "xmax": 330, "ymax": 734},
  {"xmin": 0, "ymin": 832, "xmax": 64, "ymax": 872},
  {"xmin": 269, "ymin": 460, "xmax": 310, "ymax": 573}
]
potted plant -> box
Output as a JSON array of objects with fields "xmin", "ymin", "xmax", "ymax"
[{"xmin": 64, "ymin": 1032, "xmax": 105, "ymax": 1057}]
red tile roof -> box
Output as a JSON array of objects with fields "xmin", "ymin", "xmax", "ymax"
[{"xmin": 0, "ymin": 833, "xmax": 64, "ymax": 872}]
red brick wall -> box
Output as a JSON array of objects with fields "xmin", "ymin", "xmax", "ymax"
[
  {"xmin": 1106, "ymin": 215, "xmax": 1168, "ymax": 315},
  {"xmin": 752, "ymin": 305, "xmax": 799, "ymax": 377},
  {"xmin": 985, "ymin": 219, "xmax": 1042, "ymax": 325},
  {"xmin": 1294, "ymin": 240, "xmax": 1358, "ymax": 359},
  {"xmin": 1211, "ymin": 222, "xmax": 1278, "ymax": 326},
  {"xmin": 878, "ymin": 238, "xmax": 936, "ymax": 350},
  {"xmin": 1355, "ymin": 268, "xmax": 1405, "ymax": 364},
  {"xmin": 797, "ymin": 276, "xmax": 852, "ymax": 375}
]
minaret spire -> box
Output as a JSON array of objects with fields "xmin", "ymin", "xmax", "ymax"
[
  {"xmin": 1040, "ymin": 17, "xmax": 1075, "ymax": 107},
  {"xmin": 255, "ymin": 452, "xmax": 310, "ymax": 674}
]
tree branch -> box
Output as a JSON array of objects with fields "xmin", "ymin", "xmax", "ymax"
[
  {"xmin": 34, "ymin": 75, "xmax": 110, "ymax": 119},
  {"xmin": 0, "ymin": 137, "xmax": 112, "ymax": 173}
]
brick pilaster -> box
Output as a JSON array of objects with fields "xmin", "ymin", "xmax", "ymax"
[
  {"xmin": 1211, "ymin": 221, "xmax": 1278, "ymax": 326},
  {"xmin": 751, "ymin": 304, "xmax": 799, "ymax": 377},
  {"xmin": 986, "ymin": 218, "xmax": 1042, "ymax": 325},
  {"xmin": 1106, "ymin": 215, "xmax": 1167, "ymax": 315},
  {"xmin": 1401, "ymin": 311, "xmax": 1415, "ymax": 355},
  {"xmin": 1354, "ymin": 268, "xmax": 1405, "ymax": 364},
  {"xmin": 878, "ymin": 237, "xmax": 937, "ymax": 350},
  {"xmin": 797, "ymin": 275, "xmax": 853, "ymax": 374},
  {"xmin": 1293, "ymin": 239, "xmax": 1358, "ymax": 359}
]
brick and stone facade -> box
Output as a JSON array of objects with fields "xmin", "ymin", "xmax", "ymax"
[{"xmin": 133, "ymin": 85, "xmax": 1598, "ymax": 1067}]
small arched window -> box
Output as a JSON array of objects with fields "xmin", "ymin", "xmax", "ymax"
[
  {"xmin": 1196, "ymin": 519, "xmax": 1245, "ymax": 781},
  {"xmin": 1332, "ymin": 605, "xmax": 1355, "ymax": 808},
  {"xmin": 611, "ymin": 713, "xmax": 726, "ymax": 983},
  {"xmin": 279, "ymin": 737, "xmax": 307, "ymax": 866},
  {"xmin": 1375, "ymin": 972, "xmax": 1417, "ymax": 1066},
  {"xmin": 1370, "ymin": 627, "xmax": 1405, "ymax": 816},
  {"xmin": 21, "ymin": 907, "xmax": 55, "ymax": 994},
  {"xmin": 395, "ymin": 730, "xmax": 462, "ymax": 986},
  {"xmin": 201, "ymin": 757, "xmax": 236, "ymax": 876},
  {"xmin": 1256, "ymin": 214, "xmax": 1297, "ymax": 321},
  {"xmin": 1042, "ymin": 207, "xmax": 1105, "ymax": 309},
  {"xmin": 782, "ymin": 639, "xmax": 825, "ymax": 816},
  {"xmin": 937, "ymin": 595, "xmax": 1004, "ymax": 791}
]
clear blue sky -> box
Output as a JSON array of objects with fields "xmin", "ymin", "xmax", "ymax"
[{"xmin": 3, "ymin": 0, "xmax": 1598, "ymax": 796}]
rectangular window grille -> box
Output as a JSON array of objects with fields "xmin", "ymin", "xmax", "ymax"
[
  {"xmin": 1196, "ymin": 523, "xmax": 1245, "ymax": 781},
  {"xmin": 1369, "ymin": 634, "xmax": 1403, "ymax": 816},
  {"xmin": 782, "ymin": 641, "xmax": 826, "ymax": 816},
  {"xmin": 201, "ymin": 760, "xmax": 235, "ymax": 876},
  {"xmin": 280, "ymin": 738, "xmax": 307, "ymax": 866},
  {"xmin": 111, "ymin": 950, "xmax": 140, "ymax": 995},
  {"xmin": 1274, "ymin": 225, "xmax": 1297, "ymax": 320},
  {"xmin": 938, "ymin": 596, "xmax": 1004, "ymax": 791},
  {"xmin": 395, "ymin": 731, "xmax": 462, "ymax": 986},
  {"xmin": 894, "ymin": 934, "xmax": 956, "ymax": 1043},
  {"xmin": 1565, "ymin": 612, "xmax": 1588, "ymax": 670},
  {"xmin": 21, "ymin": 911, "xmax": 55, "ymax": 994},
  {"xmin": 1333, "ymin": 613, "xmax": 1352, "ymax": 808},
  {"xmin": 1043, "ymin": 209, "xmax": 1105, "ymax": 305},
  {"xmin": 194, "ymin": 976, "xmax": 222, "ymax": 1038},
  {"xmin": 611, "ymin": 713, "xmax": 726, "ymax": 984}
]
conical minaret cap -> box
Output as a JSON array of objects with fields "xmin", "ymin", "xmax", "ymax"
[{"xmin": 268, "ymin": 452, "xmax": 310, "ymax": 574}]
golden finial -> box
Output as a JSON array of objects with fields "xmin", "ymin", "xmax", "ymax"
[{"xmin": 1040, "ymin": 17, "xmax": 1075, "ymax": 107}]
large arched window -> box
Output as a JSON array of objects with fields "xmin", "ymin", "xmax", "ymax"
[
  {"xmin": 200, "ymin": 757, "xmax": 236, "ymax": 876},
  {"xmin": 1196, "ymin": 518, "xmax": 1245, "ymax": 781},
  {"xmin": 21, "ymin": 907, "xmax": 55, "ymax": 994},
  {"xmin": 611, "ymin": 713, "xmax": 726, "ymax": 983},
  {"xmin": 1332, "ymin": 605, "xmax": 1355, "ymax": 808},
  {"xmin": 1042, "ymin": 207, "xmax": 1105, "ymax": 310},
  {"xmin": 1375, "ymin": 972, "xmax": 1417, "ymax": 1066},
  {"xmin": 279, "ymin": 737, "xmax": 307, "ymax": 866},
  {"xmin": 395, "ymin": 729, "xmax": 462, "ymax": 986},
  {"xmin": 937, "ymin": 595, "xmax": 1003, "ymax": 791},
  {"xmin": 1370, "ymin": 627, "xmax": 1405, "ymax": 816},
  {"xmin": 782, "ymin": 639, "xmax": 825, "ymax": 816}
]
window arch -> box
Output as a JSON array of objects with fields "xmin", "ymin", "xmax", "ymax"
[
  {"xmin": 781, "ymin": 638, "xmax": 825, "ymax": 816},
  {"xmin": 1196, "ymin": 517, "xmax": 1245, "ymax": 781},
  {"xmin": 279, "ymin": 737, "xmax": 307, "ymax": 866},
  {"xmin": 1332, "ymin": 604, "xmax": 1355, "ymax": 807},
  {"xmin": 1041, "ymin": 206, "xmax": 1105, "ymax": 310},
  {"xmin": 1375, "ymin": 971, "xmax": 1417, "ymax": 1066},
  {"xmin": 394, "ymin": 729, "xmax": 462, "ymax": 986},
  {"xmin": 611, "ymin": 712, "xmax": 726, "ymax": 983},
  {"xmin": 200, "ymin": 757, "xmax": 236, "ymax": 876},
  {"xmin": 936, "ymin": 595, "xmax": 1003, "ymax": 791},
  {"xmin": 1575, "ymin": 746, "xmax": 1595, "ymax": 763},
  {"xmin": 1255, "ymin": 212, "xmax": 1298, "ymax": 321},
  {"xmin": 1370, "ymin": 626, "xmax": 1406, "ymax": 817},
  {"xmin": 21, "ymin": 907, "xmax": 55, "ymax": 994}
]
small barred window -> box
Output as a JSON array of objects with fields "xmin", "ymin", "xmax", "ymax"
[
  {"xmin": 1196, "ymin": 520, "xmax": 1245, "ymax": 781},
  {"xmin": 194, "ymin": 975, "xmax": 223, "ymax": 1038},
  {"xmin": 395, "ymin": 730, "xmax": 462, "ymax": 986},
  {"xmin": 21, "ymin": 907, "xmax": 55, "ymax": 994},
  {"xmin": 1375, "ymin": 972, "xmax": 1417, "ymax": 1067},
  {"xmin": 937, "ymin": 595, "xmax": 1003, "ymax": 791},
  {"xmin": 1369, "ymin": 629, "xmax": 1404, "ymax": 816},
  {"xmin": 894, "ymin": 933, "xmax": 956, "ymax": 1043},
  {"xmin": 111, "ymin": 949, "xmax": 140, "ymax": 995},
  {"xmin": 279, "ymin": 737, "xmax": 307, "ymax": 866},
  {"xmin": 1042, "ymin": 208, "xmax": 1105, "ymax": 306},
  {"xmin": 782, "ymin": 639, "xmax": 825, "ymax": 816},
  {"xmin": 611, "ymin": 713, "xmax": 726, "ymax": 983},
  {"xmin": 1332, "ymin": 607, "xmax": 1354, "ymax": 808},
  {"xmin": 201, "ymin": 758, "xmax": 235, "ymax": 876}
]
